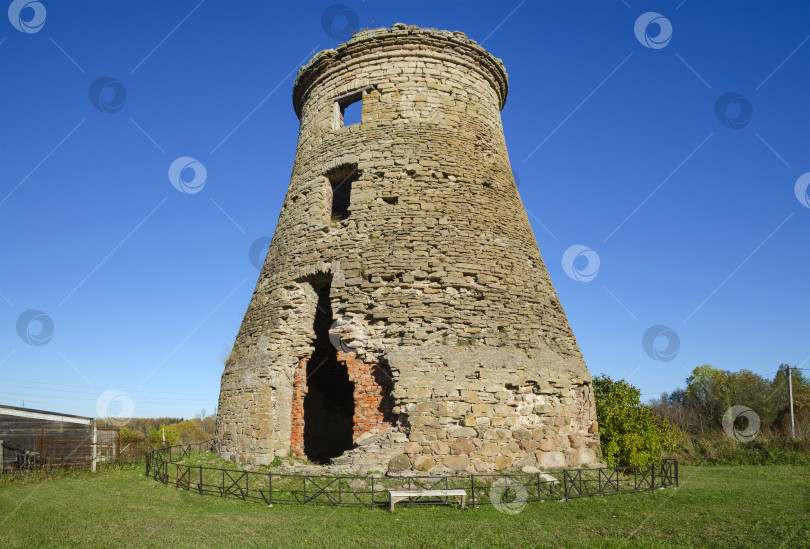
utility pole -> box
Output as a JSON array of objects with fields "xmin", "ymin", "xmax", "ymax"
[{"xmin": 787, "ymin": 365, "xmax": 795, "ymax": 439}]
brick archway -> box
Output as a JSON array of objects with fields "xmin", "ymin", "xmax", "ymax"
[{"xmin": 291, "ymin": 352, "xmax": 395, "ymax": 461}]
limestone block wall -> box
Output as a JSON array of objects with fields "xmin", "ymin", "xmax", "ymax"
[
  {"xmin": 381, "ymin": 347, "xmax": 599, "ymax": 473},
  {"xmin": 215, "ymin": 24, "xmax": 601, "ymax": 473}
]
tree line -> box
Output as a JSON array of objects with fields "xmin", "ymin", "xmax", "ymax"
[
  {"xmin": 650, "ymin": 364, "xmax": 809, "ymax": 437},
  {"xmin": 97, "ymin": 410, "xmax": 217, "ymax": 449},
  {"xmin": 594, "ymin": 364, "xmax": 810, "ymax": 467}
]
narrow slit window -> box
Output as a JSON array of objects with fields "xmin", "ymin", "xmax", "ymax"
[{"xmin": 326, "ymin": 164, "xmax": 359, "ymax": 221}]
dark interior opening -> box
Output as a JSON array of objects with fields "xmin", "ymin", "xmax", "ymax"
[
  {"xmin": 303, "ymin": 280, "xmax": 355, "ymax": 463},
  {"xmin": 326, "ymin": 164, "xmax": 358, "ymax": 221}
]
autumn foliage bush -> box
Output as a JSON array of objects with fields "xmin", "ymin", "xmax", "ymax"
[{"xmin": 593, "ymin": 375, "xmax": 677, "ymax": 467}]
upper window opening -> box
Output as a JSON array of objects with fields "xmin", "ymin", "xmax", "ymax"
[
  {"xmin": 342, "ymin": 100, "xmax": 362, "ymax": 127},
  {"xmin": 332, "ymin": 87, "xmax": 374, "ymax": 129}
]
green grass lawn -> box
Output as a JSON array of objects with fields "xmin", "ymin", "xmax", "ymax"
[{"xmin": 1, "ymin": 464, "xmax": 809, "ymax": 548}]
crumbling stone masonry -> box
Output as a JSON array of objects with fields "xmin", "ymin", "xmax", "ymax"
[{"xmin": 215, "ymin": 24, "xmax": 601, "ymax": 475}]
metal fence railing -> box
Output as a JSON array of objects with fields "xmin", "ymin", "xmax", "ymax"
[{"xmin": 146, "ymin": 441, "xmax": 678, "ymax": 508}]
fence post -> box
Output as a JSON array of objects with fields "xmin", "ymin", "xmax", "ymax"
[
  {"xmin": 675, "ymin": 460, "xmax": 679, "ymax": 487},
  {"xmin": 199, "ymin": 466, "xmax": 203, "ymax": 495},
  {"xmin": 370, "ymin": 476, "xmax": 374, "ymax": 510},
  {"xmin": 268, "ymin": 472, "xmax": 272, "ymax": 506},
  {"xmin": 563, "ymin": 470, "xmax": 568, "ymax": 501},
  {"xmin": 651, "ymin": 464, "xmax": 655, "ymax": 491},
  {"xmin": 535, "ymin": 473, "xmax": 541, "ymax": 500},
  {"xmin": 470, "ymin": 475, "xmax": 475, "ymax": 509}
]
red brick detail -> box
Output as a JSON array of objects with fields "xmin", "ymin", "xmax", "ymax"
[
  {"xmin": 290, "ymin": 356, "xmax": 309, "ymax": 459},
  {"xmin": 339, "ymin": 351, "xmax": 396, "ymax": 441},
  {"xmin": 290, "ymin": 352, "xmax": 396, "ymax": 457}
]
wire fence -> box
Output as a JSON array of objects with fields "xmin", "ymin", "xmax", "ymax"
[
  {"xmin": 146, "ymin": 441, "xmax": 678, "ymax": 508},
  {"xmin": 1, "ymin": 428, "xmax": 120, "ymax": 472}
]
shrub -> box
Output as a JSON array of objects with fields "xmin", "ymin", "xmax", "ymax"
[
  {"xmin": 118, "ymin": 426, "xmax": 143, "ymax": 446},
  {"xmin": 672, "ymin": 429, "xmax": 810, "ymax": 466},
  {"xmin": 173, "ymin": 420, "xmax": 204, "ymax": 442},
  {"xmin": 593, "ymin": 375, "xmax": 677, "ymax": 467}
]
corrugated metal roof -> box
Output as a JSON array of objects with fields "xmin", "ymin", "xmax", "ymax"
[{"xmin": 0, "ymin": 404, "xmax": 93, "ymax": 424}]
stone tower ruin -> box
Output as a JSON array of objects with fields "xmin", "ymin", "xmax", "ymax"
[{"xmin": 216, "ymin": 24, "xmax": 601, "ymax": 474}]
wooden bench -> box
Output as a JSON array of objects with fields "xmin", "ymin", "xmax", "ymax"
[{"xmin": 388, "ymin": 489, "xmax": 467, "ymax": 511}]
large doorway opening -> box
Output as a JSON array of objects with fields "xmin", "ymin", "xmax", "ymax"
[{"xmin": 303, "ymin": 280, "xmax": 355, "ymax": 463}]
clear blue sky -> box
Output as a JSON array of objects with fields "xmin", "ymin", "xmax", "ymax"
[{"xmin": 1, "ymin": 0, "xmax": 808, "ymax": 420}]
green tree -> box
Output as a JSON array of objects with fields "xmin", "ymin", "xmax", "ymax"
[
  {"xmin": 772, "ymin": 365, "xmax": 810, "ymax": 433},
  {"xmin": 147, "ymin": 424, "xmax": 180, "ymax": 446},
  {"xmin": 772, "ymin": 365, "xmax": 810, "ymax": 409},
  {"xmin": 683, "ymin": 364, "xmax": 790, "ymax": 432},
  {"xmin": 173, "ymin": 419, "xmax": 204, "ymax": 442},
  {"xmin": 593, "ymin": 375, "xmax": 677, "ymax": 467},
  {"xmin": 684, "ymin": 364, "xmax": 730, "ymax": 431},
  {"xmin": 728, "ymin": 369, "xmax": 774, "ymax": 426}
]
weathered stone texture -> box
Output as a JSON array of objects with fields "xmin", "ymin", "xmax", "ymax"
[{"xmin": 215, "ymin": 24, "xmax": 601, "ymax": 473}]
